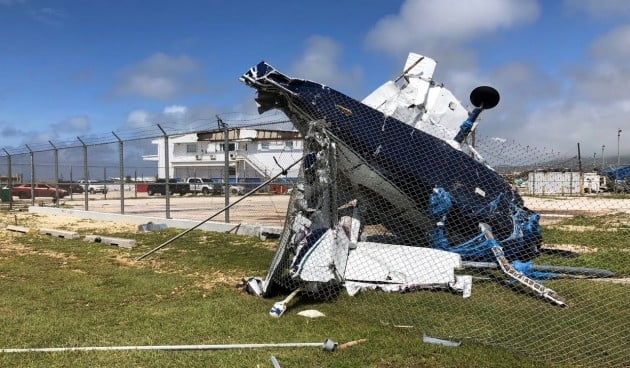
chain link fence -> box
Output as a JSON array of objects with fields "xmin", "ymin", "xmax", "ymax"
[
  {"xmin": 1, "ymin": 80, "xmax": 629, "ymax": 367},
  {"xmin": 239, "ymin": 61, "xmax": 629, "ymax": 368},
  {"xmin": 0, "ymin": 115, "xmax": 302, "ymax": 225}
]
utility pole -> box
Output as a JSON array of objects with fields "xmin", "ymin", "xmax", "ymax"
[
  {"xmin": 112, "ymin": 131, "xmax": 124, "ymax": 214},
  {"xmin": 617, "ymin": 129, "xmax": 622, "ymax": 166},
  {"xmin": 25, "ymin": 144, "xmax": 35, "ymax": 206},
  {"xmin": 77, "ymin": 137, "xmax": 89, "ymax": 211},
  {"xmin": 157, "ymin": 124, "xmax": 171, "ymax": 219},
  {"xmin": 49, "ymin": 141, "xmax": 59, "ymax": 207},
  {"xmin": 217, "ymin": 116, "xmax": 230, "ymax": 223}
]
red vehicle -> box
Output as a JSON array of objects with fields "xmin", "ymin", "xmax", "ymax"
[{"xmin": 11, "ymin": 184, "xmax": 68, "ymax": 199}]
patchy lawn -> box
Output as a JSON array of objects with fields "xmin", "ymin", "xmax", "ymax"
[{"xmin": 0, "ymin": 213, "xmax": 627, "ymax": 367}]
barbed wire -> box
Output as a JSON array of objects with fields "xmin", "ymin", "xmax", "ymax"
[{"xmin": 0, "ymin": 114, "xmax": 293, "ymax": 156}]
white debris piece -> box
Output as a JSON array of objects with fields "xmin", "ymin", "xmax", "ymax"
[
  {"xmin": 344, "ymin": 243, "xmax": 463, "ymax": 296},
  {"xmin": 292, "ymin": 227, "xmax": 350, "ymax": 283},
  {"xmin": 297, "ymin": 309, "xmax": 326, "ymax": 319},
  {"xmin": 449, "ymin": 275, "xmax": 473, "ymax": 298}
]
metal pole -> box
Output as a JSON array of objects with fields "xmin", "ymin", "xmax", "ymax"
[
  {"xmin": 157, "ymin": 124, "xmax": 170, "ymax": 219},
  {"xmin": 49, "ymin": 141, "xmax": 59, "ymax": 207},
  {"xmin": 617, "ymin": 129, "xmax": 622, "ymax": 166},
  {"xmin": 25, "ymin": 144, "xmax": 35, "ymax": 206},
  {"xmin": 134, "ymin": 170, "xmax": 137, "ymax": 198},
  {"xmin": 70, "ymin": 166, "xmax": 73, "ymax": 200},
  {"xmin": 137, "ymin": 156, "xmax": 303, "ymax": 261},
  {"xmin": 0, "ymin": 341, "xmax": 327, "ymax": 354},
  {"xmin": 218, "ymin": 116, "xmax": 230, "ymax": 223},
  {"xmin": 113, "ymin": 132, "xmax": 124, "ymax": 214},
  {"xmin": 2, "ymin": 148, "xmax": 12, "ymax": 210},
  {"xmin": 77, "ymin": 137, "xmax": 88, "ymax": 211},
  {"xmin": 577, "ymin": 142, "xmax": 583, "ymax": 195},
  {"xmin": 601, "ymin": 144, "xmax": 605, "ymax": 168}
]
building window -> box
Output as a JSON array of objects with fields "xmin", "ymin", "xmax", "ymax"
[
  {"xmin": 186, "ymin": 143, "xmax": 197, "ymax": 153},
  {"xmin": 285, "ymin": 141, "xmax": 294, "ymax": 150},
  {"xmin": 219, "ymin": 143, "xmax": 236, "ymax": 151},
  {"xmin": 260, "ymin": 141, "xmax": 270, "ymax": 151}
]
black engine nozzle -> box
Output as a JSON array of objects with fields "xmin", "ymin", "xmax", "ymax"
[{"xmin": 470, "ymin": 86, "xmax": 500, "ymax": 109}]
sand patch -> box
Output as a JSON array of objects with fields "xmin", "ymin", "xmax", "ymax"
[
  {"xmin": 0, "ymin": 243, "xmax": 78, "ymax": 260},
  {"xmin": 192, "ymin": 270, "xmax": 244, "ymax": 290},
  {"xmin": 590, "ymin": 278, "xmax": 630, "ymax": 285},
  {"xmin": 542, "ymin": 243, "xmax": 598, "ymax": 254}
]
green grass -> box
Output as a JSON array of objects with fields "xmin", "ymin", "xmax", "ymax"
[
  {"xmin": 540, "ymin": 213, "xmax": 630, "ymax": 275},
  {"xmin": 0, "ymin": 213, "xmax": 628, "ymax": 367}
]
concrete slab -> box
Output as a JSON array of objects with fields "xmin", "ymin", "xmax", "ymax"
[
  {"xmin": 39, "ymin": 228, "xmax": 80, "ymax": 239},
  {"xmin": 84, "ymin": 235, "xmax": 137, "ymax": 249},
  {"xmin": 28, "ymin": 207, "xmax": 282, "ymax": 239},
  {"xmin": 137, "ymin": 222, "xmax": 167, "ymax": 232},
  {"xmin": 6, "ymin": 225, "xmax": 29, "ymax": 233}
]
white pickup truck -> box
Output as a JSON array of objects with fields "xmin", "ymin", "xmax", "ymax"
[
  {"xmin": 186, "ymin": 178, "xmax": 220, "ymax": 195},
  {"xmin": 186, "ymin": 178, "xmax": 245, "ymax": 195},
  {"xmin": 78, "ymin": 180, "xmax": 108, "ymax": 194}
]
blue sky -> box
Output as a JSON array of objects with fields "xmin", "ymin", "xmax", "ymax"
[{"xmin": 1, "ymin": 0, "xmax": 629, "ymax": 159}]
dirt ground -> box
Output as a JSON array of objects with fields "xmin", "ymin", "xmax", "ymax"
[{"xmin": 5, "ymin": 192, "xmax": 629, "ymax": 227}]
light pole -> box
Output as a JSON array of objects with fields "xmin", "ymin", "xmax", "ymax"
[{"xmin": 617, "ymin": 129, "xmax": 622, "ymax": 166}]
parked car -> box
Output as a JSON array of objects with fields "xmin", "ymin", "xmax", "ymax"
[
  {"xmin": 57, "ymin": 181, "xmax": 84, "ymax": 194},
  {"xmin": 78, "ymin": 180, "xmax": 108, "ymax": 194},
  {"xmin": 214, "ymin": 181, "xmax": 246, "ymax": 195},
  {"xmin": 147, "ymin": 178, "xmax": 188, "ymax": 196},
  {"xmin": 229, "ymin": 184, "xmax": 246, "ymax": 195},
  {"xmin": 11, "ymin": 184, "xmax": 68, "ymax": 199},
  {"xmin": 186, "ymin": 177, "xmax": 222, "ymax": 195}
]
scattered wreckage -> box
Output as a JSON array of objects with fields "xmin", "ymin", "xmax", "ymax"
[{"xmin": 240, "ymin": 53, "xmax": 613, "ymax": 311}]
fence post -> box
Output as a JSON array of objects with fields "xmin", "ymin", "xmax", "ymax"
[
  {"xmin": 70, "ymin": 166, "xmax": 74, "ymax": 200},
  {"xmin": 49, "ymin": 141, "xmax": 59, "ymax": 207},
  {"xmin": 77, "ymin": 137, "xmax": 88, "ymax": 211},
  {"xmin": 2, "ymin": 148, "xmax": 13, "ymax": 210},
  {"xmin": 25, "ymin": 144, "xmax": 35, "ymax": 207},
  {"xmin": 112, "ymin": 132, "xmax": 124, "ymax": 214},
  {"xmin": 218, "ymin": 116, "xmax": 230, "ymax": 223},
  {"xmin": 157, "ymin": 124, "xmax": 171, "ymax": 219}
]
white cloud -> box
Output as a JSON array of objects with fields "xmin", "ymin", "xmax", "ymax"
[
  {"xmin": 590, "ymin": 25, "xmax": 630, "ymax": 62},
  {"xmin": 126, "ymin": 109, "xmax": 151, "ymax": 128},
  {"xmin": 290, "ymin": 36, "xmax": 363, "ymax": 91},
  {"xmin": 163, "ymin": 105, "xmax": 188, "ymax": 116},
  {"xmin": 563, "ymin": 0, "xmax": 630, "ymax": 18},
  {"xmin": 566, "ymin": 26, "xmax": 630, "ymax": 103},
  {"xmin": 113, "ymin": 53, "xmax": 204, "ymax": 100},
  {"xmin": 365, "ymin": 0, "xmax": 539, "ymax": 57},
  {"xmin": 471, "ymin": 27, "xmax": 630, "ymax": 157},
  {"xmin": 30, "ymin": 7, "xmax": 68, "ymax": 26},
  {"xmin": 51, "ymin": 115, "xmax": 91, "ymax": 133}
]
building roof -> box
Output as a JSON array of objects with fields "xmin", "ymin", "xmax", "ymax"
[{"xmin": 196, "ymin": 127, "xmax": 301, "ymax": 142}]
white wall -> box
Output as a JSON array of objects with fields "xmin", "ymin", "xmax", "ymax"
[
  {"xmin": 150, "ymin": 134, "xmax": 303, "ymax": 180},
  {"xmin": 528, "ymin": 172, "xmax": 601, "ymax": 195}
]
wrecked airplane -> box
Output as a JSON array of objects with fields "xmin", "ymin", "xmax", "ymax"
[{"xmin": 240, "ymin": 53, "xmax": 604, "ymax": 309}]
